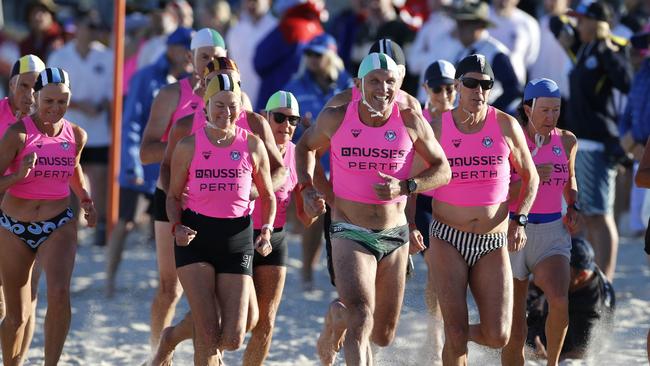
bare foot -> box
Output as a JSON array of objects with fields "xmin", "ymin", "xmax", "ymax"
[
  {"xmin": 150, "ymin": 326, "xmax": 175, "ymax": 366},
  {"xmin": 317, "ymin": 300, "xmax": 347, "ymax": 366}
]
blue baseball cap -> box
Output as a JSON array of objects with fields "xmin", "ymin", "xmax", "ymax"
[
  {"xmin": 166, "ymin": 27, "xmax": 194, "ymax": 50},
  {"xmin": 305, "ymin": 33, "xmax": 337, "ymax": 55},
  {"xmin": 523, "ymin": 78, "xmax": 561, "ymax": 101},
  {"xmin": 273, "ymin": 0, "xmax": 308, "ymax": 17},
  {"xmin": 570, "ymin": 237, "xmax": 596, "ymax": 271}
]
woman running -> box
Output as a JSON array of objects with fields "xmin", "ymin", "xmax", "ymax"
[
  {"xmin": 0, "ymin": 67, "xmax": 96, "ymax": 365},
  {"xmin": 243, "ymin": 91, "xmax": 315, "ymax": 366},
  {"xmin": 502, "ymin": 78, "xmax": 579, "ymax": 366},
  {"xmin": 167, "ymin": 74, "xmax": 276, "ymax": 365}
]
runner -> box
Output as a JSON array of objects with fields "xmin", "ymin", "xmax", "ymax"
[
  {"xmin": 297, "ymin": 52, "xmax": 451, "ymax": 365},
  {"xmin": 243, "ymin": 91, "xmax": 316, "ymax": 366},
  {"xmin": 167, "ymin": 73, "xmax": 275, "ymax": 365},
  {"xmin": 0, "ymin": 67, "xmax": 96, "ymax": 365},
  {"xmin": 424, "ymin": 54, "xmax": 538, "ymax": 365},
  {"xmin": 139, "ymin": 27, "xmax": 228, "ymax": 349},
  {"xmin": 501, "ymin": 78, "xmax": 579, "ymax": 366}
]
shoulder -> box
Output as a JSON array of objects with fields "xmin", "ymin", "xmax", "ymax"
[
  {"xmin": 156, "ymin": 82, "xmax": 181, "ymax": 100},
  {"xmin": 246, "ymin": 131, "xmax": 265, "ymax": 153},
  {"xmin": 327, "ymin": 88, "xmax": 352, "ymax": 107},
  {"xmin": 494, "ymin": 107, "xmax": 520, "ymax": 133},
  {"xmin": 399, "ymin": 107, "xmax": 424, "ymax": 129},
  {"xmin": 321, "ymin": 104, "xmax": 348, "ymax": 122},
  {"xmin": 246, "ymin": 111, "xmax": 266, "ymax": 128},
  {"xmin": 402, "ymin": 93, "xmax": 422, "ymax": 113},
  {"xmin": 6, "ymin": 120, "xmax": 27, "ymax": 140},
  {"xmin": 69, "ymin": 121, "xmax": 87, "ymax": 141},
  {"xmin": 558, "ymin": 128, "xmax": 577, "ymax": 148},
  {"xmin": 175, "ymin": 113, "xmax": 194, "ymax": 130}
]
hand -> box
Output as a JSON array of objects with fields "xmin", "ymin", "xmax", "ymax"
[
  {"xmin": 254, "ymin": 229, "xmax": 273, "ymax": 257},
  {"xmin": 534, "ymin": 336, "xmax": 548, "ymax": 359},
  {"xmin": 16, "ymin": 152, "xmax": 37, "ymax": 180},
  {"xmin": 409, "ymin": 228, "xmax": 426, "ymax": 254},
  {"xmin": 249, "ymin": 184, "xmax": 260, "ymax": 201},
  {"xmin": 373, "ymin": 172, "xmax": 404, "ymax": 200},
  {"xmin": 81, "ymin": 199, "xmax": 97, "ymax": 227},
  {"xmin": 174, "ymin": 224, "xmax": 197, "ymax": 246},
  {"xmin": 507, "ymin": 220, "xmax": 527, "ymax": 252},
  {"xmin": 563, "ymin": 206, "xmax": 580, "ymax": 235},
  {"xmin": 535, "ymin": 164, "xmax": 553, "ymax": 182},
  {"xmin": 302, "ymin": 186, "xmax": 326, "ymax": 218}
]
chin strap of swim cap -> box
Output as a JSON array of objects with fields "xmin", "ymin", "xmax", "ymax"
[
  {"xmin": 529, "ymin": 98, "xmax": 546, "ymax": 157},
  {"xmin": 361, "ymin": 78, "xmax": 386, "ymax": 118}
]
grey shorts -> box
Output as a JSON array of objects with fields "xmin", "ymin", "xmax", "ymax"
[
  {"xmin": 509, "ymin": 219, "xmax": 571, "ymax": 280},
  {"xmin": 575, "ymin": 149, "xmax": 616, "ymax": 215}
]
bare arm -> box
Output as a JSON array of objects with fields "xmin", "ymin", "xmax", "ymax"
[
  {"xmin": 160, "ymin": 114, "xmax": 194, "ymax": 192},
  {"xmin": 247, "ymin": 112, "xmax": 286, "ymax": 191},
  {"xmin": 69, "ymin": 125, "xmax": 96, "ymax": 226},
  {"xmin": 561, "ymin": 130, "xmax": 578, "ymax": 204},
  {"xmin": 635, "ymin": 136, "xmax": 650, "ymax": 188},
  {"xmin": 0, "ymin": 123, "xmax": 33, "ymax": 192},
  {"xmin": 140, "ymin": 85, "xmax": 180, "ymax": 164},
  {"xmin": 249, "ymin": 133, "xmax": 276, "ymax": 256},
  {"xmin": 166, "ymin": 135, "xmax": 194, "ymax": 241}
]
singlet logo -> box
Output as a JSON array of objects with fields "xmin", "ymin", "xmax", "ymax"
[
  {"xmin": 384, "ymin": 130, "xmax": 397, "ymax": 142},
  {"xmin": 60, "ymin": 141, "xmax": 70, "ymax": 150},
  {"xmin": 230, "ymin": 150, "xmax": 241, "ymax": 161},
  {"xmin": 452, "ymin": 139, "xmax": 462, "ymax": 148},
  {"xmin": 482, "ymin": 136, "xmax": 493, "ymax": 148},
  {"xmin": 241, "ymin": 254, "xmax": 252, "ymax": 269},
  {"xmin": 35, "ymin": 140, "xmax": 43, "ymax": 148},
  {"xmin": 552, "ymin": 145, "xmax": 562, "ymax": 156},
  {"xmin": 190, "ymin": 102, "xmax": 198, "ymax": 110},
  {"xmin": 351, "ymin": 129, "xmax": 361, "ymax": 138},
  {"xmin": 202, "ymin": 151, "xmax": 212, "ymax": 160}
]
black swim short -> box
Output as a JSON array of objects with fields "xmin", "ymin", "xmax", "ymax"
[
  {"xmin": 645, "ymin": 217, "xmax": 650, "ymax": 255},
  {"xmin": 253, "ymin": 228, "xmax": 288, "ymax": 267},
  {"xmin": 152, "ymin": 187, "xmax": 169, "ymax": 222},
  {"xmin": 174, "ymin": 209, "xmax": 254, "ymax": 276},
  {"xmin": 80, "ymin": 146, "xmax": 109, "ymax": 164}
]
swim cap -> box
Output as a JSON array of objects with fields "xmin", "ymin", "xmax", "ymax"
[
  {"xmin": 204, "ymin": 74, "xmax": 240, "ymax": 102},
  {"xmin": 166, "ymin": 27, "xmax": 193, "ymax": 50},
  {"xmin": 523, "ymin": 78, "xmax": 561, "ymax": 101},
  {"xmin": 204, "ymin": 57, "xmax": 239, "ymax": 76},
  {"xmin": 455, "ymin": 54, "xmax": 494, "ymax": 79},
  {"xmin": 425, "ymin": 60, "xmax": 456, "ymax": 88},
  {"xmin": 265, "ymin": 90, "xmax": 299, "ymax": 115},
  {"xmin": 34, "ymin": 68, "xmax": 70, "ymax": 92},
  {"xmin": 191, "ymin": 28, "xmax": 226, "ymax": 51},
  {"xmin": 358, "ymin": 52, "xmax": 399, "ymax": 79},
  {"xmin": 369, "ymin": 39, "xmax": 405, "ymax": 66},
  {"xmin": 10, "ymin": 54, "xmax": 45, "ymax": 78}
]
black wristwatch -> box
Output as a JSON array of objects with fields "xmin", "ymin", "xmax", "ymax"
[
  {"xmin": 405, "ymin": 178, "xmax": 417, "ymax": 194},
  {"xmin": 512, "ymin": 214, "xmax": 528, "ymax": 227},
  {"xmin": 570, "ymin": 202, "xmax": 582, "ymax": 212}
]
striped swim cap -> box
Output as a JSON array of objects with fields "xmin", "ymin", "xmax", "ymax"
[
  {"xmin": 191, "ymin": 28, "xmax": 226, "ymax": 50},
  {"xmin": 204, "ymin": 74, "xmax": 241, "ymax": 102},
  {"xmin": 10, "ymin": 54, "xmax": 45, "ymax": 78},
  {"xmin": 357, "ymin": 52, "xmax": 399, "ymax": 79},
  {"xmin": 265, "ymin": 91, "xmax": 299, "ymax": 115},
  {"xmin": 369, "ymin": 39, "xmax": 405, "ymax": 66},
  {"xmin": 34, "ymin": 68, "xmax": 70, "ymax": 92},
  {"xmin": 204, "ymin": 57, "xmax": 239, "ymax": 76}
]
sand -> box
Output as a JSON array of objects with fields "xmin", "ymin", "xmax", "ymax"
[{"xmin": 6, "ymin": 229, "xmax": 649, "ymax": 366}]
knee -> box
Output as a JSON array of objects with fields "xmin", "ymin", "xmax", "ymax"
[
  {"xmin": 219, "ymin": 332, "xmax": 245, "ymax": 351},
  {"xmin": 482, "ymin": 325, "xmax": 510, "ymax": 349},
  {"xmin": 251, "ymin": 318, "xmax": 274, "ymax": 342},
  {"xmin": 508, "ymin": 319, "xmax": 528, "ymax": 346},
  {"xmin": 445, "ymin": 325, "xmax": 469, "ymax": 354},
  {"xmin": 194, "ymin": 327, "xmax": 219, "ymax": 350},
  {"xmin": 47, "ymin": 285, "xmax": 70, "ymax": 305},
  {"xmin": 346, "ymin": 303, "xmax": 373, "ymax": 331},
  {"xmin": 2, "ymin": 310, "xmax": 30, "ymax": 331},
  {"xmin": 157, "ymin": 279, "xmax": 182, "ymax": 301},
  {"xmin": 546, "ymin": 294, "xmax": 569, "ymax": 315},
  {"xmin": 371, "ymin": 327, "xmax": 396, "ymax": 348}
]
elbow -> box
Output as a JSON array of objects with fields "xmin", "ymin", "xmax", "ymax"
[
  {"xmin": 441, "ymin": 161, "xmax": 452, "ymax": 186},
  {"xmin": 139, "ymin": 145, "xmax": 152, "ymax": 165}
]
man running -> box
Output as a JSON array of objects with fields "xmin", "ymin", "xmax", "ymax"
[{"xmin": 297, "ymin": 52, "xmax": 451, "ymax": 365}]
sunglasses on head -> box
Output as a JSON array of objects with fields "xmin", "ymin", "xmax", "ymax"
[
  {"xmin": 271, "ymin": 112, "xmax": 301, "ymax": 126},
  {"xmin": 431, "ymin": 84, "xmax": 454, "ymax": 94},
  {"xmin": 460, "ymin": 77, "xmax": 494, "ymax": 90}
]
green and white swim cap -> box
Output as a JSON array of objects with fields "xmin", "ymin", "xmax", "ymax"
[
  {"xmin": 357, "ymin": 52, "xmax": 399, "ymax": 79},
  {"xmin": 265, "ymin": 91, "xmax": 299, "ymax": 115},
  {"xmin": 191, "ymin": 28, "xmax": 226, "ymax": 50}
]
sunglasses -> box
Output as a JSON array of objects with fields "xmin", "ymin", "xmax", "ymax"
[
  {"xmin": 271, "ymin": 112, "xmax": 301, "ymax": 126},
  {"xmin": 304, "ymin": 50, "xmax": 324, "ymax": 58},
  {"xmin": 431, "ymin": 84, "xmax": 454, "ymax": 94},
  {"xmin": 460, "ymin": 77, "xmax": 494, "ymax": 90}
]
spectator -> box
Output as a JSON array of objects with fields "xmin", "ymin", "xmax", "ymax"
[
  {"xmin": 253, "ymin": 0, "xmax": 325, "ymax": 112},
  {"xmin": 47, "ymin": 9, "xmax": 113, "ymax": 247},
  {"xmin": 451, "ymin": 0, "xmax": 522, "ymax": 114},
  {"xmin": 19, "ymin": 0, "xmax": 64, "ymax": 61},
  {"xmin": 526, "ymin": 237, "xmax": 615, "ymax": 360},
  {"xmin": 408, "ymin": 0, "xmax": 460, "ymax": 102},
  {"xmin": 0, "ymin": 33, "xmax": 20, "ymax": 97},
  {"xmin": 552, "ymin": 0, "xmax": 633, "ymax": 280},
  {"xmin": 227, "ymin": 0, "xmax": 277, "ymax": 109},
  {"xmin": 197, "ymin": 0, "xmax": 235, "ymax": 35},
  {"xmin": 327, "ymin": 0, "xmax": 364, "ymax": 70},
  {"xmin": 123, "ymin": 12, "xmax": 151, "ymax": 97},
  {"xmin": 105, "ymin": 27, "xmax": 194, "ymax": 297},
  {"xmin": 489, "ymin": 0, "xmax": 541, "ymax": 86}
]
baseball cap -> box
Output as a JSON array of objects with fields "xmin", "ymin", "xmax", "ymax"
[
  {"xmin": 451, "ymin": 1, "xmax": 494, "ymax": 27},
  {"xmin": 455, "ymin": 54, "xmax": 494, "ymax": 79},
  {"xmin": 190, "ymin": 28, "xmax": 226, "ymax": 51},
  {"xmin": 369, "ymin": 39, "xmax": 406, "ymax": 66},
  {"xmin": 425, "ymin": 60, "xmax": 456, "ymax": 88},
  {"xmin": 570, "ymin": 237, "xmax": 596, "ymax": 271},
  {"xmin": 166, "ymin": 27, "xmax": 193, "ymax": 50},
  {"xmin": 266, "ymin": 90, "xmax": 300, "ymax": 116},
  {"xmin": 273, "ymin": 0, "xmax": 308, "ymax": 17},
  {"xmin": 358, "ymin": 52, "xmax": 400, "ymax": 79},
  {"xmin": 305, "ymin": 33, "xmax": 337, "ymax": 55},
  {"xmin": 523, "ymin": 78, "xmax": 561, "ymax": 101},
  {"xmin": 568, "ymin": 0, "xmax": 612, "ymax": 22}
]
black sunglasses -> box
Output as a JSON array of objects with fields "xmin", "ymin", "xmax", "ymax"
[
  {"xmin": 271, "ymin": 112, "xmax": 301, "ymax": 126},
  {"xmin": 432, "ymin": 84, "xmax": 454, "ymax": 94},
  {"xmin": 460, "ymin": 77, "xmax": 494, "ymax": 90},
  {"xmin": 304, "ymin": 49, "xmax": 324, "ymax": 58}
]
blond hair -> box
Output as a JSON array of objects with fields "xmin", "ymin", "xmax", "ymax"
[{"xmin": 296, "ymin": 49, "xmax": 345, "ymax": 83}]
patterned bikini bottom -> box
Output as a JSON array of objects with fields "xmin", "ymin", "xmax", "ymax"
[{"xmin": 0, "ymin": 208, "xmax": 74, "ymax": 251}]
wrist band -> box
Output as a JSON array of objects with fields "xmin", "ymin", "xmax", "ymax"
[
  {"xmin": 171, "ymin": 222, "xmax": 182, "ymax": 235},
  {"xmin": 261, "ymin": 224, "xmax": 273, "ymax": 232}
]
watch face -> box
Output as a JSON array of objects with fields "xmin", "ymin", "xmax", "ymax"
[
  {"xmin": 518, "ymin": 215, "xmax": 528, "ymax": 226},
  {"xmin": 408, "ymin": 179, "xmax": 417, "ymax": 193}
]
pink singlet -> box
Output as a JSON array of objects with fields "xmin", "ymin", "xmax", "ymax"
[
  {"xmin": 351, "ymin": 85, "xmax": 406, "ymax": 104},
  {"xmin": 0, "ymin": 98, "xmax": 17, "ymax": 138},
  {"xmin": 330, "ymin": 101, "xmax": 414, "ymax": 204},
  {"xmin": 7, "ymin": 116, "xmax": 76, "ymax": 200},
  {"xmin": 432, "ymin": 107, "xmax": 511, "ymax": 206},
  {"xmin": 185, "ymin": 126, "xmax": 253, "ymax": 218},
  {"xmin": 252, "ymin": 142, "xmax": 297, "ymax": 229},
  {"xmin": 161, "ymin": 77, "xmax": 205, "ymax": 142},
  {"xmin": 510, "ymin": 128, "xmax": 568, "ymax": 214}
]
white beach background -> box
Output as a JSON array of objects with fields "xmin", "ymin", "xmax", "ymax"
[{"xmin": 5, "ymin": 227, "xmax": 649, "ymax": 366}]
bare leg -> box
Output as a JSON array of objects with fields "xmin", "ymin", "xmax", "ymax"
[
  {"xmin": 215, "ymin": 273, "xmax": 252, "ymax": 352},
  {"xmin": 501, "ymin": 278, "xmax": 529, "ymax": 366},
  {"xmin": 84, "ymin": 164, "xmax": 108, "ymax": 245},
  {"xmin": 583, "ymin": 214, "xmax": 618, "ymax": 281},
  {"xmin": 317, "ymin": 300, "xmax": 347, "ymax": 366},
  {"xmin": 370, "ymin": 245, "xmax": 408, "ymax": 347},
  {"xmin": 301, "ymin": 215, "xmax": 324, "ymax": 290},
  {"xmin": 150, "ymin": 313, "xmax": 193, "ymax": 366},
  {"xmin": 243, "ymin": 265, "xmax": 286, "ymax": 366},
  {"xmin": 18, "ymin": 260, "xmax": 42, "ymax": 363},
  {"xmin": 105, "ymin": 220, "xmax": 131, "ymax": 298},
  {"xmin": 424, "ymin": 248, "xmax": 444, "ymax": 362},
  {"xmin": 533, "ymin": 256, "xmax": 569, "ymax": 366},
  {"xmin": 150, "ymin": 220, "xmax": 183, "ymax": 350}
]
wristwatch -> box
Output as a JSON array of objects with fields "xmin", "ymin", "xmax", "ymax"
[
  {"xmin": 570, "ymin": 202, "xmax": 582, "ymax": 212},
  {"xmin": 405, "ymin": 178, "xmax": 417, "ymax": 194},
  {"xmin": 512, "ymin": 214, "xmax": 528, "ymax": 227}
]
